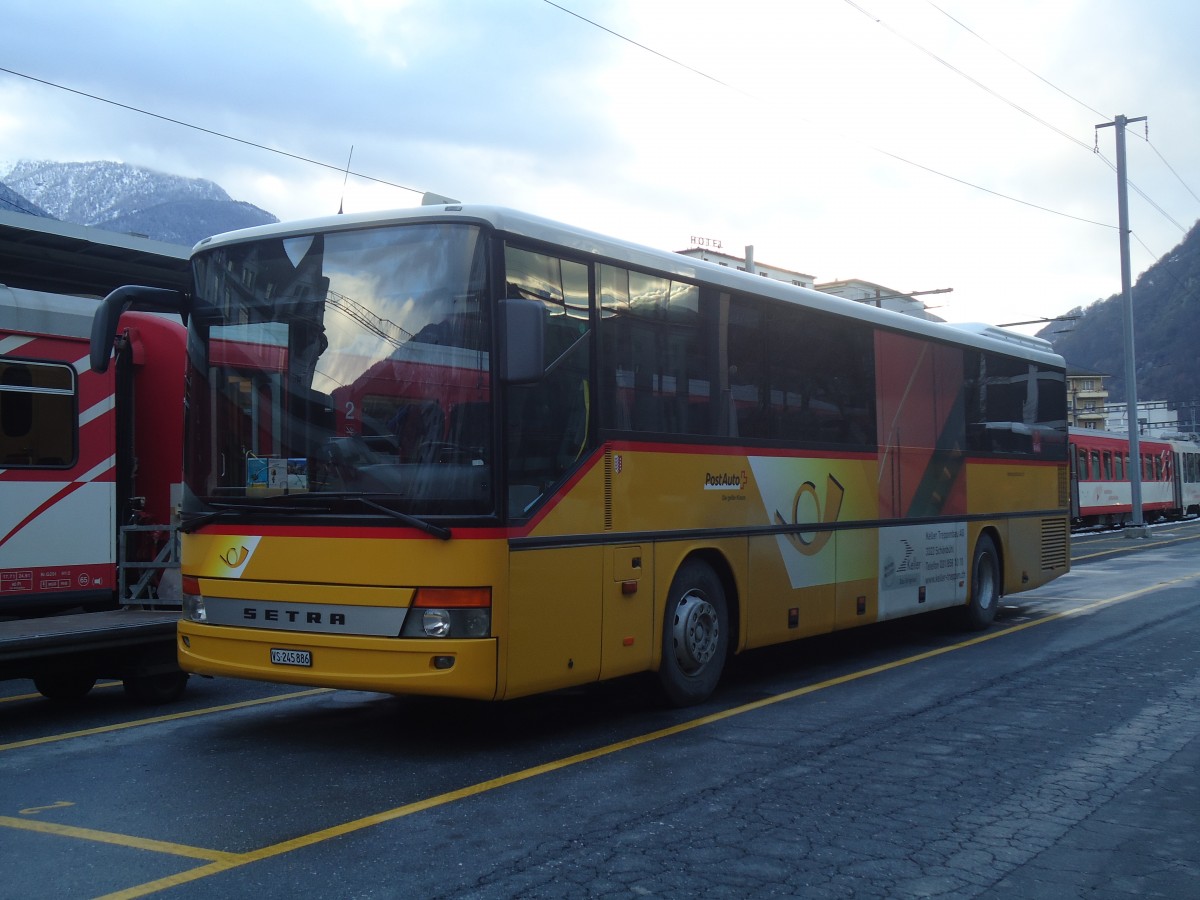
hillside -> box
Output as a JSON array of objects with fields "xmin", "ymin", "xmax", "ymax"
[
  {"xmin": 0, "ymin": 160, "xmax": 276, "ymax": 246},
  {"xmin": 0, "ymin": 180, "xmax": 51, "ymax": 217},
  {"xmin": 1039, "ymin": 219, "xmax": 1200, "ymax": 408}
]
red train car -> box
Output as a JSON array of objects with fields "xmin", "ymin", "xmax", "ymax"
[
  {"xmin": 1, "ymin": 286, "xmax": 185, "ymax": 613},
  {"xmin": 1069, "ymin": 426, "xmax": 1200, "ymax": 527}
]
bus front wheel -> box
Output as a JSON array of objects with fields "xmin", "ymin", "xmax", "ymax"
[
  {"xmin": 659, "ymin": 559, "xmax": 728, "ymax": 706},
  {"xmin": 958, "ymin": 534, "xmax": 1001, "ymax": 631}
]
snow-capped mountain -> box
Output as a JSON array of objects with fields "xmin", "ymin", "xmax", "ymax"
[
  {"xmin": 1, "ymin": 160, "xmax": 278, "ymax": 247},
  {"xmin": 0, "ymin": 179, "xmax": 52, "ymax": 218}
]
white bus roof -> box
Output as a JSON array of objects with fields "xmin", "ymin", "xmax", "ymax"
[{"xmin": 194, "ymin": 205, "xmax": 1065, "ymax": 367}]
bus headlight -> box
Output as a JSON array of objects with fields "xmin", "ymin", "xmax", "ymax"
[
  {"xmin": 181, "ymin": 575, "xmax": 207, "ymax": 622},
  {"xmin": 422, "ymin": 609, "xmax": 452, "ymax": 637},
  {"xmin": 459, "ymin": 608, "xmax": 490, "ymax": 637},
  {"xmin": 401, "ymin": 587, "xmax": 491, "ymax": 638}
]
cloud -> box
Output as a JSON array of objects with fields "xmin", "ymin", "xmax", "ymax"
[{"xmin": 2, "ymin": 0, "xmax": 1198, "ymax": 332}]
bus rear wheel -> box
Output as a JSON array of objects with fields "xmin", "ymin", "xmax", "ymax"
[
  {"xmin": 34, "ymin": 672, "xmax": 97, "ymax": 701},
  {"xmin": 658, "ymin": 559, "xmax": 728, "ymax": 706},
  {"xmin": 958, "ymin": 534, "xmax": 1001, "ymax": 631}
]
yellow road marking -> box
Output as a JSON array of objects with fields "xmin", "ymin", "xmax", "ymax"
[
  {"xmin": 0, "ymin": 681, "xmax": 121, "ymax": 705},
  {"xmin": 0, "ymin": 816, "xmax": 236, "ymax": 862},
  {"xmin": 20, "ymin": 801, "xmax": 75, "ymax": 815},
  {"xmin": 0, "ymin": 688, "xmax": 331, "ymax": 753},
  {"xmin": 90, "ymin": 570, "xmax": 1200, "ymax": 900},
  {"xmin": 1070, "ymin": 527, "xmax": 1200, "ymax": 562}
]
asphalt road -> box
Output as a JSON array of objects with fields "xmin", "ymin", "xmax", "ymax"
[{"xmin": 2, "ymin": 521, "xmax": 1198, "ymax": 899}]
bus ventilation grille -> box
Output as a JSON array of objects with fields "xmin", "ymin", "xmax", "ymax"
[
  {"xmin": 603, "ymin": 446, "xmax": 614, "ymax": 531},
  {"xmin": 1040, "ymin": 517, "xmax": 1069, "ymax": 570},
  {"xmin": 1057, "ymin": 465, "xmax": 1070, "ymax": 508}
]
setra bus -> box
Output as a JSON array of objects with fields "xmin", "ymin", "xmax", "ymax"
[{"xmin": 91, "ymin": 205, "xmax": 1071, "ymax": 705}]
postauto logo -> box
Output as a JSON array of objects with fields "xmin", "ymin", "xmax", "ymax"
[{"xmin": 704, "ymin": 470, "xmax": 747, "ymax": 491}]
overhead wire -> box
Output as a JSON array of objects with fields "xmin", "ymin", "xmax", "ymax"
[
  {"xmin": 0, "ymin": 65, "xmax": 425, "ymax": 200},
  {"xmin": 842, "ymin": 0, "xmax": 1096, "ymax": 155},
  {"xmin": 540, "ymin": 0, "xmax": 746, "ymax": 95},
  {"xmin": 543, "ymin": 0, "xmax": 1198, "ymax": 309},
  {"xmin": 1142, "ymin": 137, "xmax": 1200, "ymax": 207},
  {"xmin": 917, "ymin": 1, "xmax": 1198, "ymax": 239},
  {"xmin": 1130, "ymin": 230, "xmax": 1200, "ymax": 309},
  {"xmin": 3, "ymin": 5, "xmax": 1192, "ymax": 250},
  {"xmin": 874, "ymin": 150, "xmax": 1112, "ymax": 228},
  {"xmin": 541, "ymin": 1, "xmax": 1119, "ymax": 232},
  {"xmin": 924, "ymin": 0, "xmax": 1110, "ymax": 121}
]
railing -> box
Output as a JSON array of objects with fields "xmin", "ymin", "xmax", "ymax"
[{"xmin": 118, "ymin": 523, "xmax": 181, "ymax": 608}]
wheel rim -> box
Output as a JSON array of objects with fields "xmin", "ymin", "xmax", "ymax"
[
  {"xmin": 977, "ymin": 551, "xmax": 997, "ymax": 610},
  {"xmin": 672, "ymin": 590, "xmax": 720, "ymax": 675}
]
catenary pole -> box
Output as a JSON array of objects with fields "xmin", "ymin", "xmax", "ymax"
[{"xmin": 1096, "ymin": 113, "xmax": 1148, "ymax": 537}]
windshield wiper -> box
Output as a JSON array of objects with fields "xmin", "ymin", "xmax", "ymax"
[
  {"xmin": 180, "ymin": 504, "xmax": 261, "ymax": 533},
  {"xmin": 273, "ymin": 492, "xmax": 452, "ymax": 540}
]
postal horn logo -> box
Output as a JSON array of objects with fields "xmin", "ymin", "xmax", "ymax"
[
  {"xmin": 220, "ymin": 545, "xmax": 250, "ymax": 568},
  {"xmin": 774, "ymin": 474, "xmax": 845, "ymax": 556}
]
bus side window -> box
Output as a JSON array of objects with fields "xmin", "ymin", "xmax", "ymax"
[{"xmin": 503, "ymin": 246, "xmax": 592, "ymax": 516}]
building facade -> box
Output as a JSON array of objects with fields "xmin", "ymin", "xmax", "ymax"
[
  {"xmin": 1103, "ymin": 400, "xmax": 1181, "ymax": 438},
  {"xmin": 1067, "ymin": 368, "xmax": 1109, "ymax": 429},
  {"xmin": 813, "ymin": 278, "xmax": 939, "ymax": 320},
  {"xmin": 676, "ymin": 246, "xmax": 815, "ymax": 289},
  {"xmin": 676, "ymin": 248, "xmax": 938, "ymax": 320}
]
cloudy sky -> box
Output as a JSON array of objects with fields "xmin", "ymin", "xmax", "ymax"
[{"xmin": 3, "ymin": 0, "xmax": 1198, "ymax": 333}]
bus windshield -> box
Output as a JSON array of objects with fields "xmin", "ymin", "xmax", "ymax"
[{"xmin": 184, "ymin": 222, "xmax": 493, "ymax": 520}]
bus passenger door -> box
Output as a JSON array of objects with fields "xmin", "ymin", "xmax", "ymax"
[{"xmin": 601, "ymin": 544, "xmax": 654, "ymax": 679}]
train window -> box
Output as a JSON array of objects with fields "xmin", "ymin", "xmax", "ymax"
[
  {"xmin": 1103, "ymin": 451, "xmax": 1113, "ymax": 480},
  {"xmin": 0, "ymin": 358, "xmax": 76, "ymax": 468},
  {"xmin": 1090, "ymin": 450, "xmax": 1101, "ymax": 481},
  {"xmin": 1113, "ymin": 453, "xmax": 1123, "ymax": 480},
  {"xmin": 1076, "ymin": 447, "xmax": 1089, "ymax": 480}
]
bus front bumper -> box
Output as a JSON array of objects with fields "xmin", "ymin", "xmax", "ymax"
[{"xmin": 177, "ymin": 620, "xmax": 499, "ymax": 700}]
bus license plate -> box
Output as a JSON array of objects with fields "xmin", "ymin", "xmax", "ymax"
[{"xmin": 270, "ymin": 648, "xmax": 312, "ymax": 667}]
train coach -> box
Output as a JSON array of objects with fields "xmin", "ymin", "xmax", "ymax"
[{"xmin": 1070, "ymin": 426, "xmax": 1200, "ymax": 528}]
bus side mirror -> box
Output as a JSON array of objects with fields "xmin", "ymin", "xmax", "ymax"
[
  {"xmin": 90, "ymin": 286, "xmax": 189, "ymax": 373},
  {"xmin": 499, "ymin": 298, "xmax": 546, "ymax": 384}
]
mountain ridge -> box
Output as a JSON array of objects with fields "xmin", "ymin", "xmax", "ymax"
[
  {"xmin": 0, "ymin": 159, "xmax": 277, "ymax": 246},
  {"xmin": 1038, "ymin": 219, "xmax": 1200, "ymax": 409}
]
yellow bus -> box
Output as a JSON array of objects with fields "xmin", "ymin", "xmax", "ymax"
[{"xmin": 92, "ymin": 205, "xmax": 1070, "ymax": 705}]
